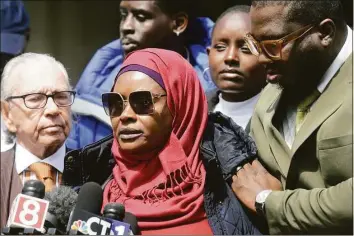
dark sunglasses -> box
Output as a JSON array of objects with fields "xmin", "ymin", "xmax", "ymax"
[{"xmin": 102, "ymin": 91, "xmax": 167, "ymax": 117}]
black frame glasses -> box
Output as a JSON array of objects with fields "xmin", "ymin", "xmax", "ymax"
[
  {"xmin": 5, "ymin": 91, "xmax": 76, "ymax": 109},
  {"xmin": 102, "ymin": 91, "xmax": 167, "ymax": 117}
]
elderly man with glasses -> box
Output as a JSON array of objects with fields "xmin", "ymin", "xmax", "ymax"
[
  {"xmin": 0, "ymin": 53, "xmax": 78, "ymax": 228},
  {"xmin": 230, "ymin": 0, "xmax": 353, "ymax": 235}
]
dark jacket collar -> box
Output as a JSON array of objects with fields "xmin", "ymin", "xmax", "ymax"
[
  {"xmin": 206, "ymin": 89, "xmax": 220, "ymax": 112},
  {"xmin": 63, "ymin": 134, "xmax": 115, "ymax": 187},
  {"xmin": 205, "ymin": 90, "xmax": 252, "ymax": 134}
]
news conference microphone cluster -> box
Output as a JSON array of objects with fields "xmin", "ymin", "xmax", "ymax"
[{"xmin": 1, "ymin": 180, "xmax": 139, "ymax": 235}]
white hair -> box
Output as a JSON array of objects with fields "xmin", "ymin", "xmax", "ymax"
[
  {"xmin": 1, "ymin": 53, "xmax": 72, "ymax": 144},
  {"xmin": 1, "ymin": 53, "xmax": 71, "ymax": 100}
]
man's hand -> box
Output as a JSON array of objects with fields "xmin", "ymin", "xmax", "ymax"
[{"xmin": 232, "ymin": 159, "xmax": 282, "ymax": 213}]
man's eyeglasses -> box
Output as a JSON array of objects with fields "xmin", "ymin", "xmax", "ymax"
[
  {"xmin": 102, "ymin": 91, "xmax": 167, "ymax": 117},
  {"xmin": 244, "ymin": 24, "xmax": 315, "ymax": 60},
  {"xmin": 6, "ymin": 91, "xmax": 76, "ymax": 109}
]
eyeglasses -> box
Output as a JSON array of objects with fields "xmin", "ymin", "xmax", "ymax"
[
  {"xmin": 102, "ymin": 91, "xmax": 167, "ymax": 117},
  {"xmin": 6, "ymin": 91, "xmax": 76, "ymax": 109},
  {"xmin": 244, "ymin": 24, "xmax": 315, "ymax": 60}
]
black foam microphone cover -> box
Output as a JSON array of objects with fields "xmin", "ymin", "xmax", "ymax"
[
  {"xmin": 75, "ymin": 182, "xmax": 103, "ymax": 215},
  {"xmin": 44, "ymin": 185, "xmax": 78, "ymax": 231},
  {"xmin": 103, "ymin": 203, "xmax": 125, "ymax": 221},
  {"xmin": 21, "ymin": 180, "xmax": 45, "ymax": 199}
]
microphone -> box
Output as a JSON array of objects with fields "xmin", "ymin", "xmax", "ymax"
[
  {"xmin": 102, "ymin": 203, "xmax": 133, "ymax": 235},
  {"xmin": 67, "ymin": 182, "xmax": 132, "ymax": 235},
  {"xmin": 4, "ymin": 180, "xmax": 49, "ymax": 234},
  {"xmin": 66, "ymin": 182, "xmax": 110, "ymax": 235},
  {"xmin": 103, "ymin": 203, "xmax": 125, "ymax": 221},
  {"xmin": 22, "ymin": 180, "xmax": 45, "ymax": 199},
  {"xmin": 122, "ymin": 212, "xmax": 139, "ymax": 235},
  {"xmin": 44, "ymin": 185, "xmax": 78, "ymax": 234}
]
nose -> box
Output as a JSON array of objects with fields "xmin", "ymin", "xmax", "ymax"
[
  {"xmin": 44, "ymin": 97, "xmax": 60, "ymax": 116},
  {"xmin": 224, "ymin": 46, "xmax": 239, "ymax": 66},
  {"xmin": 119, "ymin": 102, "xmax": 137, "ymax": 122},
  {"xmin": 120, "ymin": 14, "xmax": 134, "ymax": 35}
]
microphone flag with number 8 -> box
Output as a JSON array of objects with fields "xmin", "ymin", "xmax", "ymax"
[{"xmin": 6, "ymin": 194, "xmax": 49, "ymax": 231}]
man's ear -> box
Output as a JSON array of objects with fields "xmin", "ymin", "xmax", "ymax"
[
  {"xmin": 318, "ymin": 19, "xmax": 336, "ymax": 48},
  {"xmin": 1, "ymin": 101, "xmax": 17, "ymax": 133},
  {"xmin": 172, "ymin": 12, "xmax": 189, "ymax": 36},
  {"xmin": 207, "ymin": 46, "xmax": 211, "ymax": 55}
]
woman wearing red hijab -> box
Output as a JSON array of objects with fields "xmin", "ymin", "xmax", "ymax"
[
  {"xmin": 102, "ymin": 48, "xmax": 210, "ymax": 234},
  {"xmin": 63, "ymin": 48, "xmax": 264, "ymax": 235}
]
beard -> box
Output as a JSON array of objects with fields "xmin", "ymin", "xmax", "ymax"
[
  {"xmin": 280, "ymin": 48, "xmax": 326, "ymax": 106},
  {"xmin": 281, "ymin": 70, "xmax": 321, "ymax": 106}
]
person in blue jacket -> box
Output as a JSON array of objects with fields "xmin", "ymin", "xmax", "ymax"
[
  {"xmin": 1, "ymin": 0, "xmax": 30, "ymax": 152},
  {"xmin": 67, "ymin": 0, "xmax": 215, "ymax": 149}
]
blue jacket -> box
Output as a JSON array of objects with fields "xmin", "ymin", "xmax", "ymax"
[
  {"xmin": 1, "ymin": 0, "xmax": 29, "ymax": 55},
  {"xmin": 67, "ymin": 17, "xmax": 216, "ymax": 150}
]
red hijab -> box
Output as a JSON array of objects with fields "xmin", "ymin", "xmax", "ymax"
[{"xmin": 102, "ymin": 49, "xmax": 210, "ymax": 232}]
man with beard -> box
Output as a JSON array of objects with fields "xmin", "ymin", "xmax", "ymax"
[{"xmin": 231, "ymin": 0, "xmax": 353, "ymax": 234}]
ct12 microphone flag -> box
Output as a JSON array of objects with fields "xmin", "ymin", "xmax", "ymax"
[
  {"xmin": 66, "ymin": 182, "xmax": 131, "ymax": 235},
  {"xmin": 68, "ymin": 209, "xmax": 131, "ymax": 235}
]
